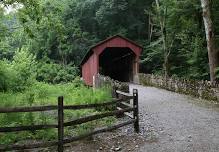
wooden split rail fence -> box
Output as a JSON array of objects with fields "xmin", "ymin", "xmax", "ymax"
[{"xmin": 0, "ymin": 89, "xmax": 139, "ymax": 152}]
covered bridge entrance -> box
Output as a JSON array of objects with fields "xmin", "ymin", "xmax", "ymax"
[{"xmin": 81, "ymin": 35, "xmax": 142, "ymax": 86}]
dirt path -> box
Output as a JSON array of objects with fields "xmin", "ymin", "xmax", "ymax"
[{"xmin": 129, "ymin": 84, "xmax": 219, "ymax": 152}]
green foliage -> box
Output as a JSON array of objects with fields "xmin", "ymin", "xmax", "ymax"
[
  {"xmin": 186, "ymin": 36, "xmax": 209, "ymax": 79},
  {"xmin": 1, "ymin": 0, "xmax": 153, "ymax": 66},
  {"xmin": 12, "ymin": 47, "xmax": 36, "ymax": 85},
  {"xmin": 0, "ymin": 47, "xmax": 36, "ymax": 91},
  {"xmin": 36, "ymin": 61, "xmax": 79, "ymax": 83},
  {"xmin": 0, "ymin": 60, "xmax": 10, "ymax": 91},
  {"xmin": 143, "ymin": 0, "xmax": 209, "ymax": 79},
  {"xmin": 1, "ymin": 0, "xmax": 153, "ymax": 79},
  {"xmin": 212, "ymin": 0, "xmax": 219, "ymax": 47},
  {"xmin": 0, "ymin": 82, "xmax": 113, "ymax": 144},
  {"xmin": 1, "ymin": 0, "xmax": 219, "ymax": 80}
]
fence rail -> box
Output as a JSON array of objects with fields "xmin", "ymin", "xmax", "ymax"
[
  {"xmin": 0, "ymin": 105, "xmax": 57, "ymax": 113},
  {"xmin": 0, "ymin": 99, "xmax": 124, "ymax": 113},
  {"xmin": 0, "ymin": 89, "xmax": 139, "ymax": 152}
]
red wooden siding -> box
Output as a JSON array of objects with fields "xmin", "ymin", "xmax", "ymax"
[
  {"xmin": 82, "ymin": 54, "xmax": 98, "ymax": 86},
  {"xmin": 81, "ymin": 35, "xmax": 142, "ymax": 86},
  {"xmin": 94, "ymin": 37, "xmax": 142, "ymax": 56}
]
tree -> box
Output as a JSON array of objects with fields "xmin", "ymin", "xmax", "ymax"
[
  {"xmin": 147, "ymin": 0, "xmax": 179, "ymax": 78},
  {"xmin": 200, "ymin": 0, "xmax": 219, "ymax": 82},
  {"xmin": 154, "ymin": 0, "xmax": 170, "ymax": 79},
  {"xmin": 143, "ymin": 0, "xmax": 210, "ymax": 80}
]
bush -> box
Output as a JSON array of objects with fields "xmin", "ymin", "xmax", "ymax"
[
  {"xmin": 11, "ymin": 47, "xmax": 37, "ymax": 91},
  {"xmin": 36, "ymin": 62, "xmax": 79, "ymax": 84},
  {"xmin": 0, "ymin": 48, "xmax": 79, "ymax": 91},
  {"xmin": 0, "ymin": 60, "xmax": 24, "ymax": 92},
  {"xmin": 0, "ymin": 47, "xmax": 36, "ymax": 92},
  {"xmin": 0, "ymin": 60, "xmax": 10, "ymax": 91}
]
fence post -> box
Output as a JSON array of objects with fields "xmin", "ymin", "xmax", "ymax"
[
  {"xmin": 133, "ymin": 89, "xmax": 139, "ymax": 133},
  {"xmin": 58, "ymin": 96, "xmax": 64, "ymax": 152},
  {"xmin": 115, "ymin": 88, "xmax": 123, "ymax": 118},
  {"xmin": 112, "ymin": 85, "xmax": 117, "ymax": 98}
]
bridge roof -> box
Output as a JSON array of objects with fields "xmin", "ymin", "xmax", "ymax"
[{"xmin": 80, "ymin": 35, "xmax": 143, "ymax": 66}]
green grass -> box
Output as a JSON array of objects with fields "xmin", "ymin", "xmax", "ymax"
[{"xmin": 0, "ymin": 80, "xmax": 115, "ymax": 145}]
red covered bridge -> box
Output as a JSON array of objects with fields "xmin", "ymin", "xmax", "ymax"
[{"xmin": 80, "ymin": 35, "xmax": 143, "ymax": 86}]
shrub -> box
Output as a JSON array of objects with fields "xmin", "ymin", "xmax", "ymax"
[
  {"xmin": 0, "ymin": 60, "xmax": 20, "ymax": 92},
  {"xmin": 0, "ymin": 60, "xmax": 10, "ymax": 91},
  {"xmin": 0, "ymin": 47, "xmax": 36, "ymax": 92},
  {"xmin": 11, "ymin": 47, "xmax": 37, "ymax": 91},
  {"xmin": 36, "ymin": 62, "xmax": 79, "ymax": 84}
]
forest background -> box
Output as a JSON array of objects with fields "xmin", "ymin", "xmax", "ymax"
[{"xmin": 1, "ymin": 0, "xmax": 219, "ymax": 90}]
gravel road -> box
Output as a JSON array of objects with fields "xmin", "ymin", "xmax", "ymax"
[{"xmin": 129, "ymin": 84, "xmax": 219, "ymax": 152}]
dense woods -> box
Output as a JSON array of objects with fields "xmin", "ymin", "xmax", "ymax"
[{"xmin": 0, "ymin": 0, "xmax": 219, "ymax": 88}]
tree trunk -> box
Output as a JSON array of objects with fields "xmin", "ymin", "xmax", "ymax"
[
  {"xmin": 164, "ymin": 50, "xmax": 170, "ymax": 80},
  {"xmin": 155, "ymin": 0, "xmax": 170, "ymax": 79},
  {"xmin": 200, "ymin": 0, "xmax": 219, "ymax": 82}
]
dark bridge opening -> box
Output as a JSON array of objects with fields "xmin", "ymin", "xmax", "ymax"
[{"xmin": 99, "ymin": 47, "xmax": 135, "ymax": 82}]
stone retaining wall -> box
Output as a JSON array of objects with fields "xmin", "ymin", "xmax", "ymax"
[{"xmin": 139, "ymin": 73, "xmax": 219, "ymax": 102}]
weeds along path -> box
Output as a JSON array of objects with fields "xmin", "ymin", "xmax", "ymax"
[{"xmin": 129, "ymin": 84, "xmax": 219, "ymax": 152}]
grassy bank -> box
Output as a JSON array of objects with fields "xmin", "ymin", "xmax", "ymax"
[{"xmin": 0, "ymin": 80, "xmax": 115, "ymax": 145}]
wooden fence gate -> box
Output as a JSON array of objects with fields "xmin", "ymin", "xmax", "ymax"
[{"xmin": 0, "ymin": 89, "xmax": 139, "ymax": 152}]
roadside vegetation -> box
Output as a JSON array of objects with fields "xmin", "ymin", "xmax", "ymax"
[
  {"xmin": 0, "ymin": 81, "xmax": 114, "ymax": 145},
  {"xmin": 0, "ymin": 49, "xmax": 114, "ymax": 145}
]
